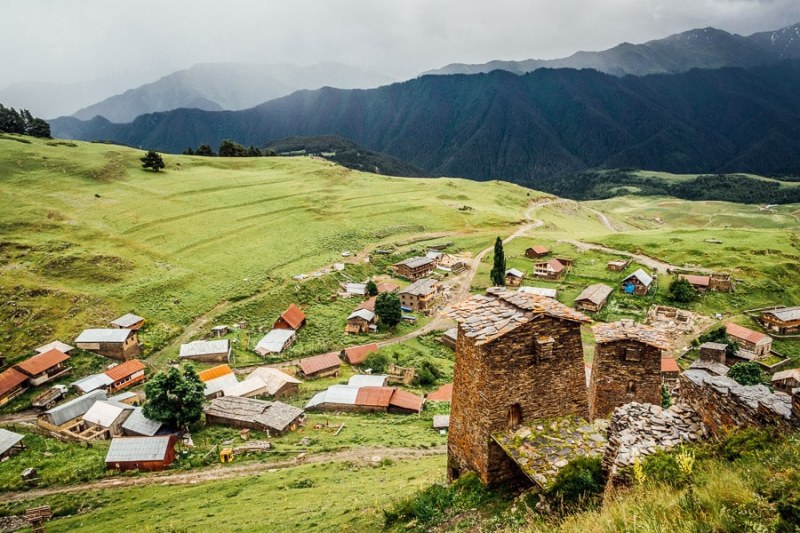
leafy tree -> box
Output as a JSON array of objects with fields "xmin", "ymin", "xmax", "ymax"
[
  {"xmin": 27, "ymin": 118, "xmax": 51, "ymax": 138},
  {"xmin": 218, "ymin": 139, "xmax": 248, "ymax": 157},
  {"xmin": 489, "ymin": 237, "xmax": 506, "ymax": 286},
  {"xmin": 728, "ymin": 361, "xmax": 763, "ymax": 386},
  {"xmin": 414, "ymin": 359, "xmax": 443, "ymax": 386},
  {"xmin": 195, "ymin": 144, "xmax": 215, "ymax": 156},
  {"xmin": 364, "ymin": 351, "xmax": 390, "ymax": 373},
  {"xmin": 668, "ymin": 278, "xmax": 696, "ymax": 303},
  {"xmin": 375, "ymin": 292, "xmax": 402, "ymax": 329},
  {"xmin": 365, "ymin": 280, "xmax": 378, "ymax": 297},
  {"xmin": 143, "ymin": 365, "xmax": 205, "ymax": 430},
  {"xmin": 246, "ymin": 145, "xmax": 262, "ymax": 157},
  {"xmin": 0, "ymin": 104, "xmax": 50, "ymax": 137},
  {"xmin": 140, "ymin": 149, "xmax": 165, "ymax": 172},
  {"xmin": 182, "ymin": 147, "xmax": 194, "ymax": 155}
]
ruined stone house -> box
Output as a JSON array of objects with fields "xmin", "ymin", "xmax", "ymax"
[{"xmin": 446, "ymin": 287, "xmax": 591, "ymax": 486}]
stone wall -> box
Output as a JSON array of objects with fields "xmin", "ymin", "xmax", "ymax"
[
  {"xmin": 589, "ymin": 339, "xmax": 663, "ymax": 419},
  {"xmin": 448, "ymin": 315, "xmax": 588, "ymax": 486},
  {"xmin": 680, "ymin": 369, "xmax": 798, "ymax": 435}
]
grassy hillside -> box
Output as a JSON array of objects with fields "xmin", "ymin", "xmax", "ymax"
[{"xmin": 0, "ymin": 134, "xmax": 535, "ymax": 360}]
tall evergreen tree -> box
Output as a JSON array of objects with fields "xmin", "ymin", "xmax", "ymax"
[
  {"xmin": 490, "ymin": 236, "xmax": 506, "ymax": 286},
  {"xmin": 140, "ymin": 149, "xmax": 166, "ymax": 172},
  {"xmin": 195, "ymin": 144, "xmax": 215, "ymax": 156}
]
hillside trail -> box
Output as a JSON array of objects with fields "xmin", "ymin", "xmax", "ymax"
[
  {"xmin": 0, "ymin": 445, "xmax": 446, "ymax": 503},
  {"xmin": 563, "ymin": 240, "xmax": 713, "ymax": 274}
]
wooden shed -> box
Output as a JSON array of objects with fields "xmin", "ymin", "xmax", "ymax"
[
  {"xmin": 760, "ymin": 307, "xmax": 800, "ymax": 335},
  {"xmin": 525, "ymin": 245, "xmax": 549, "ymax": 258},
  {"xmin": 274, "ymin": 304, "xmax": 307, "ymax": 331},
  {"xmin": 105, "ymin": 436, "xmax": 176, "ymax": 472},
  {"xmin": 621, "ymin": 269, "xmax": 653, "ymax": 296},
  {"xmin": 574, "ymin": 283, "xmax": 613, "ymax": 312},
  {"xmin": 110, "ymin": 313, "xmax": 145, "ymax": 331},
  {"xmin": 298, "ymin": 353, "xmax": 342, "ymax": 379},
  {"xmin": 75, "ymin": 329, "xmax": 142, "ymax": 361},
  {"xmin": 14, "ymin": 349, "xmax": 71, "ymax": 387},
  {"xmin": 0, "ymin": 368, "xmax": 29, "ymax": 406}
]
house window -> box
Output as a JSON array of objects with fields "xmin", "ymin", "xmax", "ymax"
[
  {"xmin": 624, "ymin": 347, "xmax": 640, "ymax": 362},
  {"xmin": 508, "ymin": 403, "xmax": 522, "ymax": 429},
  {"xmin": 626, "ymin": 381, "xmax": 636, "ymax": 394}
]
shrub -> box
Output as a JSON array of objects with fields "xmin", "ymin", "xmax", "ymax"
[
  {"xmin": 546, "ymin": 456, "xmax": 604, "ymax": 505},
  {"xmin": 728, "ymin": 361, "xmax": 763, "ymax": 386},
  {"xmin": 641, "ymin": 450, "xmax": 687, "ymax": 487},
  {"xmin": 414, "ymin": 359, "xmax": 443, "ymax": 386},
  {"xmin": 718, "ymin": 428, "xmax": 774, "ymax": 461},
  {"xmin": 364, "ymin": 351, "xmax": 390, "ymax": 373},
  {"xmin": 668, "ymin": 278, "xmax": 696, "ymax": 303}
]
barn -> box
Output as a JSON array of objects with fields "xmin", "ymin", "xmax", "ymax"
[{"xmin": 105, "ymin": 436, "xmax": 176, "ymax": 472}]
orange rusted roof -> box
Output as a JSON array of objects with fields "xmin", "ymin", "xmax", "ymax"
[
  {"xmin": 355, "ymin": 386, "xmax": 394, "ymax": 407},
  {"xmin": 356, "ymin": 297, "xmax": 377, "ymax": 313},
  {"xmin": 661, "ymin": 358, "xmax": 680, "ymax": 374},
  {"xmin": 592, "ymin": 320, "xmax": 671, "ymax": 350},
  {"xmin": 0, "ymin": 367, "xmax": 28, "ymax": 397},
  {"xmin": 299, "ymin": 353, "xmax": 341, "ymax": 376},
  {"xmin": 530, "ymin": 245, "xmax": 549, "ymax": 254},
  {"xmin": 104, "ymin": 359, "xmax": 145, "ymax": 382},
  {"xmin": 389, "ymin": 389, "xmax": 425, "ymax": 412},
  {"xmin": 198, "ymin": 364, "xmax": 233, "ymax": 382},
  {"xmin": 376, "ymin": 282, "xmax": 400, "ymax": 293},
  {"xmin": 726, "ymin": 323, "xmax": 771, "ymax": 346},
  {"xmin": 279, "ymin": 304, "xmax": 306, "ymax": 330},
  {"xmin": 427, "ymin": 383, "xmax": 453, "ymax": 402},
  {"xmin": 343, "ymin": 344, "xmax": 378, "ymax": 365},
  {"xmin": 14, "ymin": 349, "xmax": 69, "ymax": 376},
  {"xmin": 680, "ymin": 274, "xmax": 710, "ymax": 287}
]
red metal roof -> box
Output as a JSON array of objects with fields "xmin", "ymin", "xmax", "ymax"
[
  {"xmin": 280, "ymin": 304, "xmax": 306, "ymax": 330},
  {"xmin": 299, "ymin": 353, "xmax": 341, "ymax": 375},
  {"xmin": 105, "ymin": 359, "xmax": 145, "ymax": 382},
  {"xmin": 547, "ymin": 258, "xmax": 565, "ymax": 273},
  {"xmin": 426, "ymin": 383, "xmax": 453, "ymax": 402},
  {"xmin": 356, "ymin": 297, "xmax": 377, "ymax": 312},
  {"xmin": 726, "ymin": 323, "xmax": 770, "ymax": 345},
  {"xmin": 680, "ymin": 274, "xmax": 710, "ymax": 287},
  {"xmin": 343, "ymin": 344, "xmax": 378, "ymax": 365},
  {"xmin": 198, "ymin": 364, "xmax": 233, "ymax": 382},
  {"xmin": 0, "ymin": 367, "xmax": 28, "ymax": 397},
  {"xmin": 661, "ymin": 358, "xmax": 680, "ymax": 374},
  {"xmin": 389, "ymin": 389, "xmax": 425, "ymax": 412},
  {"xmin": 531, "ymin": 245, "xmax": 549, "ymax": 254},
  {"xmin": 376, "ymin": 282, "xmax": 400, "ymax": 293},
  {"xmin": 355, "ymin": 386, "xmax": 394, "ymax": 407},
  {"xmin": 14, "ymin": 349, "xmax": 69, "ymax": 376}
]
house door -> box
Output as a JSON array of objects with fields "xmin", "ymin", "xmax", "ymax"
[{"xmin": 508, "ymin": 403, "xmax": 522, "ymax": 429}]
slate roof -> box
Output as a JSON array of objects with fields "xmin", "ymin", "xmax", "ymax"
[
  {"xmin": 592, "ymin": 320, "xmax": 671, "ymax": 350},
  {"xmin": 395, "ymin": 256, "xmax": 434, "ymax": 269},
  {"xmin": 448, "ymin": 288, "xmax": 590, "ymax": 345},
  {"xmin": 255, "ymin": 329, "xmax": 296, "ymax": 354},
  {"xmin": 0, "ymin": 368, "xmax": 28, "ymax": 397},
  {"xmin": 44, "ymin": 390, "xmax": 107, "ymax": 426},
  {"xmin": 121, "ymin": 407, "xmax": 163, "ymax": 436},
  {"xmin": 15, "ymin": 349, "xmax": 69, "ymax": 376},
  {"xmin": 110, "ymin": 313, "xmax": 144, "ymax": 328},
  {"xmin": 104, "ymin": 359, "xmax": 144, "ymax": 382},
  {"xmin": 343, "ymin": 343, "xmax": 379, "ymax": 365},
  {"xmin": 204, "ymin": 396, "xmax": 304, "ymax": 433},
  {"xmin": 623, "ymin": 269, "xmax": 653, "ymax": 287},
  {"xmin": 348, "ymin": 374, "xmax": 389, "ymax": 388},
  {"xmin": 246, "ymin": 367, "xmax": 302, "ymax": 396},
  {"xmin": 574, "ymin": 283, "xmax": 613, "ymax": 306},
  {"xmin": 179, "ymin": 339, "xmax": 230, "ymax": 358},
  {"xmin": 726, "ymin": 323, "xmax": 771, "ymax": 346},
  {"xmin": 400, "ymin": 278, "xmax": 439, "ymax": 297},
  {"xmin": 347, "ymin": 309, "xmax": 376, "ymax": 322},
  {"xmin": 76, "ymin": 329, "xmax": 133, "ymax": 344},
  {"xmin": 72, "ymin": 373, "xmax": 114, "ymax": 393},
  {"xmin": 83, "ymin": 400, "xmax": 134, "ymax": 428},
  {"xmin": 689, "ymin": 359, "xmax": 730, "ymax": 376},
  {"xmin": 106, "ymin": 436, "xmax": 172, "ymax": 463},
  {"xmin": 763, "ymin": 306, "xmax": 800, "ymax": 322},
  {"xmin": 299, "ymin": 353, "xmax": 341, "ymax": 375},
  {"xmin": 518, "ymin": 286, "xmax": 557, "ymax": 298},
  {"xmin": 772, "ymin": 368, "xmax": 800, "ymax": 382},
  {"xmin": 700, "ymin": 342, "xmax": 728, "ymax": 351},
  {"xmin": 279, "ymin": 304, "xmax": 306, "ymax": 330},
  {"xmin": 0, "ymin": 428, "xmax": 23, "ymax": 456},
  {"xmin": 35, "ymin": 340, "xmax": 74, "ymax": 354}
]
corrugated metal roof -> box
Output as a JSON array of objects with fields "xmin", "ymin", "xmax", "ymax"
[
  {"xmin": 427, "ymin": 383, "xmax": 453, "ymax": 402},
  {"xmin": 83, "ymin": 400, "xmax": 133, "ymax": 428},
  {"xmin": 348, "ymin": 374, "xmax": 389, "ymax": 388},
  {"xmin": 247, "ymin": 367, "xmax": 302, "ymax": 396},
  {"xmin": 343, "ymin": 344, "xmax": 378, "ymax": 365},
  {"xmin": 35, "ymin": 340, "xmax": 74, "ymax": 354},
  {"xmin": 623, "ymin": 269, "xmax": 653, "ymax": 287},
  {"xmin": 197, "ymin": 364, "xmax": 233, "ymax": 382},
  {"xmin": 15, "ymin": 349, "xmax": 69, "ymax": 376},
  {"xmin": 432, "ymin": 414, "xmax": 450, "ymax": 429},
  {"xmin": 106, "ymin": 436, "xmax": 172, "ymax": 463},
  {"xmin": 305, "ymin": 385, "xmax": 359, "ymax": 408},
  {"xmin": 680, "ymin": 274, "xmax": 710, "ymax": 287},
  {"xmin": 179, "ymin": 339, "xmax": 230, "ymax": 358},
  {"xmin": 574, "ymin": 283, "xmax": 613, "ymax": 305},
  {"xmin": 530, "ymin": 245, "xmax": 549, "ymax": 254},
  {"xmin": 661, "ymin": 358, "xmax": 680, "ymax": 373},
  {"xmin": 104, "ymin": 359, "xmax": 144, "ymax": 382},
  {"xmin": 0, "ymin": 367, "xmax": 28, "ymax": 397},
  {"xmin": 223, "ymin": 378, "xmax": 266, "ymax": 398},
  {"xmin": 45, "ymin": 390, "xmax": 107, "ymax": 426},
  {"xmin": 76, "ymin": 329, "xmax": 133, "ymax": 344},
  {"xmin": 255, "ymin": 329, "xmax": 296, "ymax": 354},
  {"xmin": 347, "ymin": 309, "xmax": 375, "ymax": 322},
  {"xmin": 395, "ymin": 256, "xmax": 433, "ymax": 269},
  {"xmin": 764, "ymin": 306, "xmax": 800, "ymax": 322},
  {"xmin": 726, "ymin": 323, "xmax": 771, "ymax": 346},
  {"xmin": 110, "ymin": 313, "xmax": 144, "ymax": 328},
  {"xmin": 279, "ymin": 304, "xmax": 306, "ymax": 330},
  {"xmin": 0, "ymin": 428, "xmax": 23, "ymax": 456},
  {"xmin": 355, "ymin": 386, "xmax": 393, "ymax": 407},
  {"xmin": 121, "ymin": 407, "xmax": 163, "ymax": 436},
  {"xmin": 344, "ymin": 283, "xmax": 367, "ymax": 295},
  {"xmin": 71, "ymin": 373, "xmax": 114, "ymax": 393},
  {"xmin": 108, "ymin": 391, "xmax": 138, "ymax": 402},
  {"xmin": 400, "ymin": 278, "xmax": 439, "ymax": 296},
  {"xmin": 389, "ymin": 389, "xmax": 425, "ymax": 412},
  {"xmin": 203, "ymin": 374, "xmax": 240, "ymax": 397},
  {"xmin": 505, "ymin": 268, "xmax": 524, "ymax": 278},
  {"xmin": 299, "ymin": 353, "xmax": 341, "ymax": 375}
]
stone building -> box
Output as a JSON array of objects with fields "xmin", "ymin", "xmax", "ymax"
[
  {"xmin": 698, "ymin": 342, "xmax": 727, "ymax": 363},
  {"xmin": 588, "ymin": 321, "xmax": 670, "ymax": 419},
  {"xmin": 725, "ymin": 323, "xmax": 772, "ymax": 360},
  {"xmin": 398, "ymin": 278, "xmax": 440, "ymax": 313},
  {"xmin": 446, "ymin": 287, "xmax": 591, "ymax": 486},
  {"xmin": 75, "ymin": 329, "xmax": 142, "ymax": 361},
  {"xmin": 393, "ymin": 256, "xmax": 435, "ymax": 280}
]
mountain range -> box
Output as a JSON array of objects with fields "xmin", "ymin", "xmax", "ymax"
[
  {"xmin": 424, "ymin": 23, "xmax": 800, "ymax": 77},
  {"xmin": 50, "ymin": 59, "xmax": 800, "ymax": 187}
]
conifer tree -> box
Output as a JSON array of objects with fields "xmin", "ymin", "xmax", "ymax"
[{"xmin": 490, "ymin": 237, "xmax": 506, "ymax": 286}]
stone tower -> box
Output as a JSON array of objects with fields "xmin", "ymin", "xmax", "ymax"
[
  {"xmin": 588, "ymin": 320, "xmax": 670, "ymax": 419},
  {"xmin": 447, "ymin": 288, "xmax": 591, "ymax": 486}
]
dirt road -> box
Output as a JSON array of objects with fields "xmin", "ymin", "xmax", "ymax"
[{"xmin": 563, "ymin": 240, "xmax": 712, "ymax": 274}]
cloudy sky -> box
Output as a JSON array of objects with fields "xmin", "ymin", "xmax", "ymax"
[{"xmin": 3, "ymin": 0, "xmax": 799, "ymax": 87}]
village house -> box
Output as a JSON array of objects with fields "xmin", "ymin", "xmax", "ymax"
[
  {"xmin": 621, "ymin": 269, "xmax": 653, "ymax": 296},
  {"xmin": 589, "ymin": 320, "xmax": 670, "ymax": 419},
  {"xmin": 121, "ymin": 407, "xmax": 164, "ymax": 437},
  {"xmin": 274, "ymin": 304, "xmax": 307, "ymax": 331},
  {"xmin": 772, "ymin": 369, "xmax": 800, "ymax": 393},
  {"xmin": 224, "ymin": 367, "xmax": 301, "ymax": 399},
  {"xmin": 533, "ymin": 258, "xmax": 565, "ymax": 280},
  {"xmin": 75, "ymin": 328, "xmax": 142, "ymax": 361},
  {"xmin": 427, "ymin": 383, "xmax": 453, "ymax": 402},
  {"xmin": 254, "ymin": 329, "xmax": 296, "ymax": 356},
  {"xmin": 393, "ymin": 256, "xmax": 436, "ymax": 280},
  {"xmin": 105, "ymin": 359, "xmax": 146, "ymax": 394},
  {"xmin": 517, "ymin": 286, "xmax": 557, "ymax": 298},
  {"xmin": 679, "ymin": 274, "xmax": 711, "ymax": 293},
  {"xmin": 525, "ymin": 245, "xmax": 549, "ymax": 259},
  {"xmin": 0, "ymin": 368, "xmax": 29, "ymax": 406},
  {"xmin": 699, "ymin": 342, "xmax": 728, "ymax": 363},
  {"xmin": 110, "ymin": 313, "xmax": 145, "ymax": 331},
  {"xmin": 398, "ymin": 278, "xmax": 441, "ymax": 313},
  {"xmin": 305, "ymin": 385, "xmax": 424, "ymax": 414},
  {"xmin": 606, "ymin": 259, "xmax": 630, "ymax": 272},
  {"xmin": 356, "ymin": 296, "xmax": 377, "ymax": 312},
  {"xmin": 426, "ymin": 250, "xmax": 443, "ymax": 265},
  {"xmin": 0, "ymin": 429, "xmax": 24, "ymax": 460},
  {"xmin": 661, "ymin": 357, "xmax": 681, "ymax": 387},
  {"xmin": 441, "ymin": 328, "xmax": 458, "ymax": 349},
  {"xmin": 342, "ymin": 343, "xmax": 378, "ymax": 365},
  {"xmin": 341, "ymin": 282, "xmax": 368, "ymax": 297},
  {"xmin": 504, "ymin": 268, "xmax": 525, "ymax": 287},
  {"xmin": 574, "ymin": 283, "xmax": 613, "ymax": 312},
  {"xmin": 376, "ymin": 281, "xmax": 400, "ymax": 293},
  {"xmin": 105, "ymin": 436, "xmax": 176, "ymax": 472},
  {"xmin": 211, "ymin": 325, "xmax": 229, "ymax": 337},
  {"xmin": 34, "ymin": 340, "xmax": 74, "ymax": 355},
  {"xmin": 81, "ymin": 400, "xmax": 135, "ymax": 439},
  {"xmin": 760, "ymin": 306, "xmax": 800, "ymax": 335},
  {"xmin": 14, "ymin": 349, "xmax": 71, "ymax": 387},
  {"xmin": 725, "ymin": 323, "xmax": 772, "ymax": 359},
  {"xmin": 348, "ymin": 374, "xmax": 389, "ymax": 387},
  {"xmin": 198, "ymin": 365, "xmax": 239, "ymax": 399},
  {"xmin": 446, "ymin": 287, "xmax": 591, "ymax": 486},
  {"xmin": 345, "ymin": 309, "xmax": 378, "ymax": 334},
  {"xmin": 298, "ymin": 353, "xmax": 341, "ymax": 379},
  {"xmin": 38, "ymin": 389, "xmax": 107, "ymax": 432},
  {"xmin": 179, "ymin": 339, "xmax": 231, "ymax": 363},
  {"xmin": 204, "ymin": 396, "xmax": 305, "ymax": 436},
  {"xmin": 71, "ymin": 373, "xmax": 114, "ymax": 395}
]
